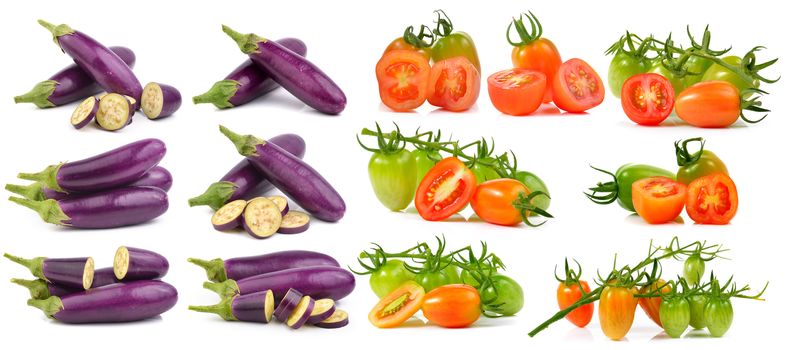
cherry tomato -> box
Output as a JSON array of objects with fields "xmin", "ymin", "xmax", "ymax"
[
  {"xmin": 682, "ymin": 55, "xmax": 714, "ymax": 88},
  {"xmin": 471, "ymin": 178, "xmax": 541, "ymax": 226},
  {"xmin": 620, "ymin": 73, "xmax": 674, "ymax": 126},
  {"xmin": 415, "ymin": 157, "xmax": 477, "ymax": 221},
  {"xmin": 688, "ymin": 295, "xmax": 708, "ymax": 330},
  {"xmin": 647, "ymin": 58, "xmax": 686, "ymax": 97},
  {"xmin": 599, "ymin": 285, "xmax": 638, "ymax": 340},
  {"xmin": 412, "ymin": 149, "xmax": 440, "ymax": 190},
  {"xmin": 470, "ymin": 158, "xmax": 501, "ymax": 184},
  {"xmin": 676, "ymin": 137, "xmax": 729, "ymax": 185},
  {"xmin": 427, "ymin": 57, "xmax": 481, "ymax": 112},
  {"xmin": 487, "ymin": 68, "xmax": 546, "ymax": 116},
  {"xmin": 480, "ymin": 274, "xmax": 524, "ymax": 316},
  {"xmin": 507, "ymin": 12, "xmax": 562, "ymax": 103},
  {"xmin": 557, "ymin": 280, "xmax": 593, "ymax": 327},
  {"xmin": 375, "ymin": 50, "xmax": 431, "ymax": 112},
  {"xmin": 675, "ymin": 81, "xmax": 742, "ymax": 128},
  {"xmin": 608, "ymin": 50, "xmax": 650, "ymax": 98},
  {"xmin": 415, "ymin": 269, "xmax": 455, "ymax": 293},
  {"xmin": 367, "ymin": 150, "xmax": 417, "ymax": 211},
  {"xmin": 552, "ymin": 58, "xmax": 605, "ymax": 113},
  {"xmin": 701, "ymin": 56, "xmax": 759, "ymax": 92},
  {"xmin": 514, "ymin": 170, "xmax": 551, "ymax": 216},
  {"xmin": 638, "ymin": 279, "xmax": 672, "ymax": 327},
  {"xmin": 587, "ymin": 164, "xmax": 674, "ymax": 212},
  {"xmin": 384, "ymin": 38, "xmax": 432, "ymax": 61},
  {"xmin": 683, "ymin": 254, "xmax": 706, "ymax": 286},
  {"xmin": 421, "ymin": 284, "xmax": 481, "ymax": 328},
  {"xmin": 369, "ymin": 281, "xmax": 425, "ymax": 328},
  {"xmin": 369, "ymin": 260, "xmax": 416, "ymax": 298},
  {"xmin": 704, "ymin": 297, "xmax": 733, "ymax": 337},
  {"xmin": 660, "ymin": 296, "xmax": 691, "ymax": 338},
  {"xmin": 443, "ymin": 264, "xmax": 461, "ymax": 284},
  {"xmin": 430, "ymin": 10, "xmax": 481, "ymax": 72},
  {"xmin": 631, "ymin": 177, "xmax": 687, "ymax": 224},
  {"xmin": 685, "ymin": 173, "xmax": 738, "ymax": 225}
]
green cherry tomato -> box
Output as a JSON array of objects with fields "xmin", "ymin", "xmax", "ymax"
[
  {"xmin": 470, "ymin": 159, "xmax": 501, "ymax": 184},
  {"xmin": 415, "ymin": 269, "xmax": 454, "ymax": 292},
  {"xmin": 704, "ymin": 298, "xmax": 733, "ymax": 337},
  {"xmin": 647, "ymin": 59, "xmax": 686, "ymax": 97},
  {"xmin": 369, "ymin": 260, "xmax": 417, "ymax": 298},
  {"xmin": 614, "ymin": 164, "xmax": 675, "ymax": 212},
  {"xmin": 368, "ymin": 150, "xmax": 417, "ymax": 211},
  {"xmin": 480, "ymin": 274, "xmax": 524, "ymax": 316},
  {"xmin": 701, "ymin": 56, "xmax": 759, "ymax": 92},
  {"xmin": 677, "ymin": 150, "xmax": 728, "ymax": 185},
  {"xmin": 660, "ymin": 297, "xmax": 691, "ymax": 338},
  {"xmin": 608, "ymin": 51, "xmax": 649, "ymax": 97},
  {"xmin": 683, "ymin": 254, "xmax": 706, "ymax": 286},
  {"xmin": 432, "ymin": 31, "xmax": 481, "ymax": 72},
  {"xmin": 411, "ymin": 149, "xmax": 440, "ymax": 189},
  {"xmin": 514, "ymin": 170, "xmax": 551, "ymax": 215},
  {"xmin": 682, "ymin": 56, "xmax": 715, "ymax": 88},
  {"xmin": 443, "ymin": 264, "xmax": 461, "ymax": 284},
  {"xmin": 460, "ymin": 266, "xmax": 497, "ymax": 288},
  {"xmin": 688, "ymin": 294, "xmax": 708, "ymax": 330}
]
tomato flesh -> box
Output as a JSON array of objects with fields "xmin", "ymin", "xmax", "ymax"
[
  {"xmin": 427, "ymin": 57, "xmax": 480, "ymax": 112},
  {"xmin": 421, "ymin": 284, "xmax": 481, "ymax": 328},
  {"xmin": 632, "ymin": 177, "xmax": 687, "ymax": 224},
  {"xmin": 487, "ymin": 68, "xmax": 546, "ymax": 116},
  {"xmin": 552, "ymin": 58, "xmax": 605, "ymax": 113},
  {"xmin": 621, "ymin": 73, "xmax": 674, "ymax": 126},
  {"xmin": 415, "ymin": 157, "xmax": 476, "ymax": 221},
  {"xmin": 369, "ymin": 281, "xmax": 425, "ymax": 328},
  {"xmin": 376, "ymin": 50, "xmax": 430, "ymax": 112},
  {"xmin": 685, "ymin": 173, "xmax": 738, "ymax": 225}
]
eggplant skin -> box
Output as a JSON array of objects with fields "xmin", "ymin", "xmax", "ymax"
[
  {"xmin": 61, "ymin": 187, "xmax": 169, "ymax": 229},
  {"xmin": 224, "ymin": 38, "xmax": 307, "ymax": 107},
  {"xmin": 55, "ymin": 280, "xmax": 177, "ymax": 323},
  {"xmin": 237, "ymin": 266, "xmax": 355, "ymax": 301},
  {"xmin": 224, "ymin": 250, "xmax": 339, "ymax": 281},
  {"xmin": 41, "ymin": 166, "xmax": 171, "ymax": 201},
  {"xmin": 226, "ymin": 134, "xmax": 306, "ymax": 202}
]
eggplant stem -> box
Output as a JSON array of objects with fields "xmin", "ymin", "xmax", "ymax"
[
  {"xmin": 27, "ymin": 296, "xmax": 63, "ymax": 318},
  {"xmin": 13, "ymin": 80, "xmax": 57, "ymax": 108},
  {"xmin": 218, "ymin": 125, "xmax": 263, "ymax": 157},
  {"xmin": 187, "ymin": 257, "xmax": 228, "ymax": 282},
  {"xmin": 10, "ymin": 278, "xmax": 50, "ymax": 300},
  {"xmin": 17, "ymin": 164, "xmax": 64, "ymax": 192},
  {"xmin": 187, "ymin": 181, "xmax": 238, "ymax": 211},
  {"xmin": 5, "ymin": 183, "xmax": 46, "ymax": 201},
  {"xmin": 4, "ymin": 253, "xmax": 47, "ymax": 280},
  {"xmin": 203, "ymin": 280, "xmax": 240, "ymax": 299},
  {"xmin": 221, "ymin": 25, "xmax": 265, "ymax": 55},
  {"xmin": 8, "ymin": 197, "xmax": 70, "ymax": 226},
  {"xmin": 192, "ymin": 80, "xmax": 239, "ymax": 109},
  {"xmin": 188, "ymin": 298, "xmax": 237, "ymax": 321}
]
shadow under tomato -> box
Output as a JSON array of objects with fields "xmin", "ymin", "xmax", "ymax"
[
  {"xmin": 396, "ymin": 317, "xmax": 427, "ymax": 328},
  {"xmin": 624, "ymin": 213, "xmax": 685, "ymax": 225},
  {"xmin": 378, "ymin": 103, "xmax": 420, "ymax": 114},
  {"xmin": 683, "ymin": 329, "xmax": 711, "ymax": 338},
  {"xmin": 428, "ymin": 104, "xmax": 479, "ymax": 115},
  {"xmin": 564, "ymin": 326, "xmax": 594, "ymax": 341}
]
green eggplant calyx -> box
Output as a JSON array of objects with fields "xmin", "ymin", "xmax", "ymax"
[
  {"xmin": 192, "ymin": 80, "xmax": 240, "ymax": 109},
  {"xmin": 187, "ymin": 181, "xmax": 239, "ymax": 211},
  {"xmin": 5, "ymin": 182, "xmax": 47, "ymax": 201},
  {"xmin": 11, "ymin": 278, "xmax": 51, "ymax": 300},
  {"xmin": 203, "ymin": 280, "xmax": 240, "ymax": 299},
  {"xmin": 4, "ymin": 253, "xmax": 47, "ymax": 280},
  {"xmin": 188, "ymin": 297, "xmax": 238, "ymax": 321},
  {"xmin": 27, "ymin": 297, "xmax": 64, "ymax": 318},
  {"xmin": 13, "ymin": 80, "xmax": 58, "ymax": 108},
  {"xmin": 221, "ymin": 25, "xmax": 266, "ymax": 55},
  {"xmin": 187, "ymin": 257, "xmax": 228, "ymax": 282},
  {"xmin": 17, "ymin": 163, "xmax": 64, "ymax": 192},
  {"xmin": 8, "ymin": 197, "xmax": 71, "ymax": 226},
  {"xmin": 218, "ymin": 125, "xmax": 263, "ymax": 157}
]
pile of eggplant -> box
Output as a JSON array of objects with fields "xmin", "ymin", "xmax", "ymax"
[
  {"xmin": 189, "ymin": 250, "xmax": 353, "ymax": 329},
  {"xmin": 188, "ymin": 127, "xmax": 345, "ymax": 239},
  {"xmin": 193, "ymin": 26, "xmax": 345, "ymax": 115},
  {"xmin": 14, "ymin": 20, "xmax": 181, "ymax": 131},
  {"xmin": 7, "ymin": 246, "xmax": 177, "ymax": 324},
  {"xmin": 6, "ymin": 138, "xmax": 171, "ymax": 229}
]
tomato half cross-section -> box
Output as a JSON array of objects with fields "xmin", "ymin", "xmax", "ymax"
[
  {"xmin": 685, "ymin": 173, "xmax": 738, "ymax": 225},
  {"xmin": 621, "ymin": 73, "xmax": 675, "ymax": 126},
  {"xmin": 415, "ymin": 157, "xmax": 477, "ymax": 221},
  {"xmin": 369, "ymin": 280, "xmax": 425, "ymax": 328},
  {"xmin": 487, "ymin": 68, "xmax": 546, "ymax": 116},
  {"xmin": 631, "ymin": 177, "xmax": 687, "ymax": 224},
  {"xmin": 552, "ymin": 58, "xmax": 605, "ymax": 113},
  {"xmin": 427, "ymin": 57, "xmax": 481, "ymax": 112},
  {"xmin": 376, "ymin": 49, "xmax": 431, "ymax": 112}
]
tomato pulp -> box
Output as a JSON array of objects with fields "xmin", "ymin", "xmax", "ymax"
[
  {"xmin": 415, "ymin": 157, "xmax": 477, "ymax": 221},
  {"xmin": 632, "ymin": 177, "xmax": 687, "ymax": 224},
  {"xmin": 487, "ymin": 68, "xmax": 546, "ymax": 116},
  {"xmin": 621, "ymin": 73, "xmax": 674, "ymax": 126},
  {"xmin": 427, "ymin": 57, "xmax": 480, "ymax": 112},
  {"xmin": 552, "ymin": 58, "xmax": 605, "ymax": 113},
  {"xmin": 375, "ymin": 50, "xmax": 431, "ymax": 112},
  {"xmin": 685, "ymin": 173, "xmax": 738, "ymax": 225}
]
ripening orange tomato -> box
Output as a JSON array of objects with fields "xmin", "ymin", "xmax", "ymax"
[
  {"xmin": 557, "ymin": 280, "xmax": 594, "ymax": 327},
  {"xmin": 599, "ymin": 285, "xmax": 639, "ymax": 340},
  {"xmin": 632, "ymin": 177, "xmax": 687, "ymax": 224},
  {"xmin": 421, "ymin": 284, "xmax": 481, "ymax": 328},
  {"xmin": 638, "ymin": 279, "xmax": 673, "ymax": 327},
  {"xmin": 675, "ymin": 81, "xmax": 742, "ymax": 128}
]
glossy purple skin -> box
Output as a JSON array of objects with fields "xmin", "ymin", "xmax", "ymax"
[
  {"xmin": 248, "ymin": 142, "xmax": 345, "ymax": 222},
  {"xmin": 43, "ymin": 166, "xmax": 172, "ymax": 200},
  {"xmin": 118, "ymin": 247, "xmax": 169, "ymax": 280},
  {"xmin": 235, "ymin": 266, "xmax": 355, "ymax": 301},
  {"xmin": 230, "ymin": 291, "xmax": 272, "ymax": 323},
  {"xmin": 223, "ymin": 134, "xmax": 306, "ymax": 203},
  {"xmin": 42, "ymin": 257, "xmax": 91, "ymax": 289},
  {"xmin": 249, "ymin": 40, "xmax": 345, "ymax": 114},
  {"xmin": 223, "ymin": 250, "xmax": 339, "ymax": 281},
  {"xmin": 56, "ymin": 30, "xmax": 143, "ymax": 108},
  {"xmin": 90, "ymin": 267, "xmax": 119, "ymax": 288},
  {"xmin": 54, "ymin": 280, "xmax": 177, "ymax": 323},
  {"xmin": 57, "ymin": 138, "xmax": 166, "ymax": 192},
  {"xmin": 71, "ymin": 97, "xmax": 97, "ymax": 129},
  {"xmin": 273, "ymin": 288, "xmax": 302, "ymax": 322},
  {"xmin": 59, "ymin": 187, "xmax": 169, "ymax": 229},
  {"xmin": 146, "ymin": 82, "xmax": 181, "ymax": 119},
  {"xmin": 224, "ymin": 38, "xmax": 307, "ymax": 107}
]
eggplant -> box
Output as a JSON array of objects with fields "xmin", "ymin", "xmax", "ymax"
[
  {"xmin": 219, "ymin": 126, "xmax": 345, "ymax": 222},
  {"xmin": 70, "ymin": 96, "xmax": 98, "ymax": 129},
  {"xmin": 38, "ymin": 20, "xmax": 143, "ymax": 108},
  {"xmin": 187, "ymin": 250, "xmax": 340, "ymax": 282},
  {"xmin": 114, "ymin": 246, "xmax": 169, "ymax": 280},
  {"xmin": 12, "ymin": 267, "xmax": 119, "ymax": 299},
  {"xmin": 17, "ymin": 138, "xmax": 166, "ymax": 193},
  {"xmin": 274, "ymin": 288, "xmax": 303, "ymax": 322},
  {"xmin": 189, "ymin": 290, "xmax": 275, "ymax": 323},
  {"xmin": 203, "ymin": 266, "xmax": 355, "ymax": 301},
  {"xmin": 221, "ymin": 26, "xmax": 346, "ymax": 115},
  {"xmin": 96, "ymin": 93, "xmax": 134, "ymax": 131},
  {"xmin": 9, "ymin": 186, "xmax": 169, "ymax": 229},
  {"xmin": 307, "ymin": 298, "xmax": 336, "ymax": 324},
  {"xmin": 268, "ymin": 195, "xmax": 289, "ymax": 216},
  {"xmin": 242, "ymin": 197, "xmax": 282, "ymax": 239},
  {"xmin": 286, "ymin": 296, "xmax": 314, "ymax": 329},
  {"xmin": 6, "ymin": 167, "xmax": 172, "ymax": 201},
  {"xmin": 142, "ymin": 82, "xmax": 181, "ymax": 119},
  {"xmin": 188, "ymin": 133, "xmax": 305, "ymax": 210},
  {"xmin": 314, "ymin": 309, "xmax": 349, "ymax": 328},
  {"xmin": 278, "ymin": 211, "xmax": 310, "ymax": 234},
  {"xmin": 193, "ymin": 38, "xmax": 307, "ymax": 109},
  {"xmin": 4, "ymin": 254, "xmax": 94, "ymax": 290},
  {"xmin": 14, "ymin": 46, "xmax": 135, "ymax": 108},
  {"xmin": 211, "ymin": 199, "xmax": 246, "ymax": 231},
  {"xmin": 130, "ymin": 166, "xmax": 173, "ymax": 192},
  {"xmin": 26, "ymin": 280, "xmax": 178, "ymax": 323}
]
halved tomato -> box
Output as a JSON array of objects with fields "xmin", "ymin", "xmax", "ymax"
[
  {"xmin": 375, "ymin": 50, "xmax": 431, "ymax": 112},
  {"xmin": 369, "ymin": 280, "xmax": 425, "ymax": 328},
  {"xmin": 487, "ymin": 68, "xmax": 546, "ymax": 116},
  {"xmin": 685, "ymin": 173, "xmax": 738, "ymax": 225},
  {"xmin": 415, "ymin": 157, "xmax": 477, "ymax": 221},
  {"xmin": 427, "ymin": 56, "xmax": 481, "ymax": 112},
  {"xmin": 632, "ymin": 177, "xmax": 687, "ymax": 224},
  {"xmin": 552, "ymin": 58, "xmax": 605, "ymax": 113},
  {"xmin": 621, "ymin": 73, "xmax": 675, "ymax": 126}
]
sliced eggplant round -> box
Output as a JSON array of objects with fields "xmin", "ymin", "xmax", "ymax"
[
  {"xmin": 267, "ymin": 196, "xmax": 289, "ymax": 216},
  {"xmin": 273, "ymin": 288, "xmax": 302, "ymax": 322},
  {"xmin": 96, "ymin": 93, "xmax": 134, "ymax": 131},
  {"xmin": 278, "ymin": 211, "xmax": 310, "ymax": 234},
  {"xmin": 314, "ymin": 309, "xmax": 349, "ymax": 329},
  {"xmin": 142, "ymin": 82, "xmax": 181, "ymax": 119},
  {"xmin": 70, "ymin": 96, "xmax": 98, "ymax": 129},
  {"xmin": 81, "ymin": 257, "xmax": 95, "ymax": 290},
  {"xmin": 242, "ymin": 197, "xmax": 282, "ymax": 239},
  {"xmin": 307, "ymin": 298, "xmax": 336, "ymax": 324},
  {"xmin": 286, "ymin": 295, "xmax": 314, "ymax": 329},
  {"xmin": 211, "ymin": 199, "xmax": 247, "ymax": 231}
]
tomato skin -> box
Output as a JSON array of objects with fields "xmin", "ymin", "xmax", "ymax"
[
  {"xmin": 701, "ymin": 56, "xmax": 759, "ymax": 92},
  {"xmin": 599, "ymin": 286, "xmax": 638, "ymax": 340},
  {"xmin": 369, "ymin": 281, "xmax": 425, "ymax": 328},
  {"xmin": 514, "ymin": 170, "xmax": 551, "ymax": 215},
  {"xmin": 470, "ymin": 178, "xmax": 530, "ymax": 226},
  {"xmin": 384, "ymin": 37, "xmax": 432, "ymax": 61},
  {"xmin": 683, "ymin": 56, "xmax": 714, "ymax": 88},
  {"xmin": 415, "ymin": 269, "xmax": 455, "ymax": 293},
  {"xmin": 511, "ymin": 38, "xmax": 562, "ymax": 103},
  {"xmin": 415, "ymin": 157, "xmax": 477, "ymax": 221},
  {"xmin": 480, "ymin": 274, "xmax": 524, "ymax": 316},
  {"xmin": 411, "ymin": 149, "xmax": 440, "ymax": 191},
  {"xmin": 638, "ymin": 279, "xmax": 672, "ymax": 327},
  {"xmin": 608, "ymin": 51, "xmax": 649, "ymax": 98},
  {"xmin": 683, "ymin": 254, "xmax": 706, "ymax": 286},
  {"xmin": 375, "ymin": 50, "xmax": 431, "ymax": 112},
  {"xmin": 677, "ymin": 150, "xmax": 728, "ymax": 185},
  {"xmin": 432, "ymin": 32, "xmax": 481, "ymax": 72},
  {"xmin": 487, "ymin": 68, "xmax": 546, "ymax": 116},
  {"xmin": 620, "ymin": 73, "xmax": 675, "ymax": 126},
  {"xmin": 427, "ymin": 57, "xmax": 481, "ymax": 112},
  {"xmin": 368, "ymin": 150, "xmax": 417, "ymax": 211},
  {"xmin": 470, "ymin": 159, "xmax": 501, "ymax": 184},
  {"xmin": 557, "ymin": 280, "xmax": 594, "ymax": 327},
  {"xmin": 685, "ymin": 173, "xmax": 738, "ymax": 225},
  {"xmin": 688, "ymin": 295, "xmax": 708, "ymax": 329},
  {"xmin": 421, "ymin": 284, "xmax": 481, "ymax": 328},
  {"xmin": 632, "ymin": 177, "xmax": 687, "ymax": 224},
  {"xmin": 704, "ymin": 298, "xmax": 733, "ymax": 337},
  {"xmin": 370, "ymin": 260, "xmax": 417, "ymax": 298},
  {"xmin": 647, "ymin": 59, "xmax": 686, "ymax": 97},
  {"xmin": 675, "ymin": 81, "xmax": 742, "ymax": 128},
  {"xmin": 552, "ymin": 58, "xmax": 605, "ymax": 113},
  {"xmin": 660, "ymin": 297, "xmax": 691, "ymax": 338},
  {"xmin": 443, "ymin": 265, "xmax": 461, "ymax": 284}
]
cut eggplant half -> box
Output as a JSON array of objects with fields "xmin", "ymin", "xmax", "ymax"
[
  {"xmin": 314, "ymin": 309, "xmax": 349, "ymax": 329},
  {"xmin": 266, "ymin": 196, "xmax": 289, "ymax": 216},
  {"xmin": 70, "ymin": 96, "xmax": 98, "ymax": 129},
  {"xmin": 211, "ymin": 199, "xmax": 247, "ymax": 231},
  {"xmin": 113, "ymin": 246, "xmax": 169, "ymax": 280},
  {"xmin": 142, "ymin": 82, "xmax": 181, "ymax": 119},
  {"xmin": 278, "ymin": 211, "xmax": 310, "ymax": 234},
  {"xmin": 263, "ymin": 289, "xmax": 275, "ymax": 323},
  {"xmin": 274, "ymin": 288, "xmax": 303, "ymax": 322},
  {"xmin": 286, "ymin": 295, "xmax": 315, "ymax": 329},
  {"xmin": 81, "ymin": 257, "xmax": 95, "ymax": 290},
  {"xmin": 242, "ymin": 197, "xmax": 282, "ymax": 239},
  {"xmin": 96, "ymin": 93, "xmax": 134, "ymax": 131},
  {"xmin": 307, "ymin": 298, "xmax": 336, "ymax": 324}
]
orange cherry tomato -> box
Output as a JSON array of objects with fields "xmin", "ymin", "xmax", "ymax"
[
  {"xmin": 427, "ymin": 57, "xmax": 481, "ymax": 112},
  {"xmin": 685, "ymin": 173, "xmax": 738, "ymax": 225},
  {"xmin": 487, "ymin": 68, "xmax": 546, "ymax": 116},
  {"xmin": 415, "ymin": 157, "xmax": 477, "ymax": 221},
  {"xmin": 470, "ymin": 178, "xmax": 535, "ymax": 226},
  {"xmin": 552, "ymin": 58, "xmax": 605, "ymax": 113},
  {"xmin": 375, "ymin": 50, "xmax": 431, "ymax": 112},
  {"xmin": 638, "ymin": 279, "xmax": 672, "ymax": 327},
  {"xmin": 599, "ymin": 285, "xmax": 639, "ymax": 340},
  {"xmin": 631, "ymin": 177, "xmax": 687, "ymax": 224},
  {"xmin": 369, "ymin": 281, "xmax": 425, "ymax": 328},
  {"xmin": 384, "ymin": 37, "xmax": 432, "ymax": 61},
  {"xmin": 512, "ymin": 38, "xmax": 561, "ymax": 104},
  {"xmin": 675, "ymin": 81, "xmax": 741, "ymax": 128},
  {"xmin": 557, "ymin": 280, "xmax": 594, "ymax": 327},
  {"xmin": 421, "ymin": 284, "xmax": 481, "ymax": 328}
]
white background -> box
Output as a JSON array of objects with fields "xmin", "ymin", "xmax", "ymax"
[{"xmin": 0, "ymin": 0, "xmax": 790, "ymax": 349}]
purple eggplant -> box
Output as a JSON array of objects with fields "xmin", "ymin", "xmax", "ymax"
[
  {"xmin": 268, "ymin": 196, "xmax": 289, "ymax": 216},
  {"xmin": 314, "ymin": 309, "xmax": 349, "ymax": 328},
  {"xmin": 188, "ymin": 133, "xmax": 305, "ymax": 210},
  {"xmin": 26, "ymin": 280, "xmax": 178, "ymax": 323},
  {"xmin": 307, "ymin": 298, "xmax": 336, "ymax": 324},
  {"xmin": 9, "ymin": 186, "xmax": 169, "ymax": 229},
  {"xmin": 203, "ymin": 266, "xmax": 355, "ymax": 301},
  {"xmin": 17, "ymin": 138, "xmax": 166, "ymax": 193},
  {"xmin": 193, "ymin": 38, "xmax": 307, "ymax": 109},
  {"xmin": 114, "ymin": 246, "xmax": 169, "ymax": 280},
  {"xmin": 14, "ymin": 46, "xmax": 135, "ymax": 108},
  {"xmin": 12, "ymin": 267, "xmax": 119, "ymax": 299},
  {"xmin": 130, "ymin": 166, "xmax": 173, "ymax": 192},
  {"xmin": 4, "ymin": 254, "xmax": 94, "ymax": 290},
  {"xmin": 187, "ymin": 250, "xmax": 340, "ymax": 283},
  {"xmin": 242, "ymin": 197, "xmax": 282, "ymax": 239},
  {"xmin": 189, "ymin": 290, "xmax": 274, "ymax": 323},
  {"xmin": 286, "ymin": 296, "xmax": 314, "ymax": 329},
  {"xmin": 274, "ymin": 288, "xmax": 303, "ymax": 322},
  {"xmin": 96, "ymin": 93, "xmax": 135, "ymax": 131},
  {"xmin": 278, "ymin": 211, "xmax": 310, "ymax": 234},
  {"xmin": 142, "ymin": 82, "xmax": 181, "ymax": 119},
  {"xmin": 210, "ymin": 199, "xmax": 246, "ymax": 231},
  {"xmin": 70, "ymin": 96, "xmax": 98, "ymax": 129},
  {"xmin": 38, "ymin": 20, "xmax": 143, "ymax": 108},
  {"xmin": 221, "ymin": 26, "xmax": 346, "ymax": 115},
  {"xmin": 220, "ymin": 126, "xmax": 345, "ymax": 222}
]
